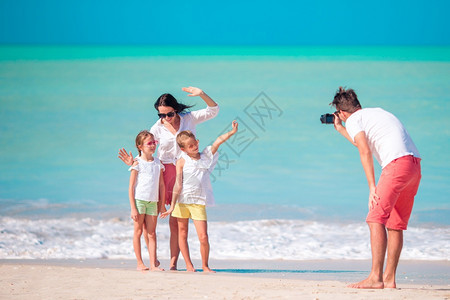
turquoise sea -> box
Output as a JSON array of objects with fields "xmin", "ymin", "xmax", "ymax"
[{"xmin": 0, "ymin": 46, "xmax": 449, "ymax": 262}]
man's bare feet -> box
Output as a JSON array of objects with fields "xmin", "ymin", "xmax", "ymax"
[
  {"xmin": 186, "ymin": 267, "xmax": 196, "ymax": 272},
  {"xmin": 150, "ymin": 266, "xmax": 164, "ymax": 272},
  {"xmin": 169, "ymin": 266, "xmax": 177, "ymax": 271},
  {"xmin": 348, "ymin": 277, "xmax": 384, "ymax": 289}
]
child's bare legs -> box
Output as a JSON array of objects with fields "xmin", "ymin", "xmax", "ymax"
[
  {"xmin": 177, "ymin": 218, "xmax": 195, "ymax": 272},
  {"xmin": 142, "ymin": 221, "xmax": 160, "ymax": 267},
  {"xmin": 169, "ymin": 216, "xmax": 180, "ymax": 270},
  {"xmin": 133, "ymin": 214, "xmax": 149, "ymax": 270},
  {"xmin": 193, "ymin": 220, "xmax": 215, "ymax": 273},
  {"xmin": 145, "ymin": 215, "xmax": 164, "ymax": 271}
]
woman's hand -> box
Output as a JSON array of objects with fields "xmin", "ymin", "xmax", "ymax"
[
  {"xmin": 118, "ymin": 148, "xmax": 134, "ymax": 166},
  {"xmin": 182, "ymin": 86, "xmax": 218, "ymax": 107},
  {"xmin": 182, "ymin": 86, "xmax": 204, "ymax": 97}
]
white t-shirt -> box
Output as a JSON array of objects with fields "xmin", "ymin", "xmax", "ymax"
[
  {"xmin": 129, "ymin": 157, "xmax": 164, "ymax": 202},
  {"xmin": 345, "ymin": 108, "xmax": 420, "ymax": 168},
  {"xmin": 178, "ymin": 146, "xmax": 218, "ymax": 206},
  {"xmin": 150, "ymin": 106, "xmax": 219, "ymax": 165}
]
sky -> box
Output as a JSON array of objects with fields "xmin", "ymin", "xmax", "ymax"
[{"xmin": 0, "ymin": 0, "xmax": 449, "ymax": 45}]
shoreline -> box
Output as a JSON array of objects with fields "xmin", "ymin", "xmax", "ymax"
[
  {"xmin": 1, "ymin": 260, "xmax": 449, "ymax": 300},
  {"xmin": 1, "ymin": 258, "xmax": 448, "ymax": 284}
]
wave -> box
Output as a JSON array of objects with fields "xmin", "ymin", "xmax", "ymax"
[{"xmin": 1, "ymin": 217, "xmax": 448, "ymax": 260}]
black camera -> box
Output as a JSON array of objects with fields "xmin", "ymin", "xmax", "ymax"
[{"xmin": 320, "ymin": 113, "xmax": 335, "ymax": 124}]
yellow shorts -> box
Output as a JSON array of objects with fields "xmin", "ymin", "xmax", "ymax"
[{"xmin": 172, "ymin": 203, "xmax": 207, "ymax": 221}]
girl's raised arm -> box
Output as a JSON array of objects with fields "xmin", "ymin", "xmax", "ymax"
[{"xmin": 211, "ymin": 120, "xmax": 238, "ymax": 155}]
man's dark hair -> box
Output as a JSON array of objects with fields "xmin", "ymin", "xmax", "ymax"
[{"xmin": 331, "ymin": 87, "xmax": 362, "ymax": 113}]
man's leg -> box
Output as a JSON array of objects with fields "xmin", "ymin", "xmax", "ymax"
[
  {"xmin": 348, "ymin": 222, "xmax": 386, "ymax": 289},
  {"xmin": 383, "ymin": 228, "xmax": 403, "ymax": 288},
  {"xmin": 382, "ymin": 157, "xmax": 421, "ymax": 288}
]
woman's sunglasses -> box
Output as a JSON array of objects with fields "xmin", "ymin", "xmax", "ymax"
[{"xmin": 158, "ymin": 111, "xmax": 176, "ymax": 119}]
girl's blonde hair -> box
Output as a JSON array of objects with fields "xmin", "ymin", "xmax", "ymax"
[
  {"xmin": 135, "ymin": 130, "xmax": 155, "ymax": 155},
  {"xmin": 176, "ymin": 130, "xmax": 196, "ymax": 148}
]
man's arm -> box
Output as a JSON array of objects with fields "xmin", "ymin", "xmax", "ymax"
[
  {"xmin": 333, "ymin": 114, "xmax": 357, "ymax": 146},
  {"xmin": 354, "ymin": 131, "xmax": 379, "ymax": 209}
]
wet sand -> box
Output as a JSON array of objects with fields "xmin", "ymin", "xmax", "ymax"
[{"xmin": 1, "ymin": 259, "xmax": 449, "ymax": 299}]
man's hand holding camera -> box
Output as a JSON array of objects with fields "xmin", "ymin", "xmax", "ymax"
[{"xmin": 332, "ymin": 111, "xmax": 344, "ymax": 133}]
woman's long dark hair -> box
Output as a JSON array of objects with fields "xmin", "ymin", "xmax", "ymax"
[{"xmin": 154, "ymin": 93, "xmax": 193, "ymax": 113}]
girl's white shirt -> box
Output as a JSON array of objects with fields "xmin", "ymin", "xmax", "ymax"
[
  {"xmin": 129, "ymin": 156, "xmax": 164, "ymax": 202},
  {"xmin": 178, "ymin": 146, "xmax": 218, "ymax": 206},
  {"xmin": 150, "ymin": 106, "xmax": 219, "ymax": 165}
]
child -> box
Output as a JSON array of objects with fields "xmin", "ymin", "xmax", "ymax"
[
  {"xmin": 129, "ymin": 130, "xmax": 165, "ymax": 271},
  {"xmin": 161, "ymin": 120, "xmax": 238, "ymax": 272}
]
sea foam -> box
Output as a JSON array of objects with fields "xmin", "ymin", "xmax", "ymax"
[{"xmin": 1, "ymin": 217, "xmax": 448, "ymax": 260}]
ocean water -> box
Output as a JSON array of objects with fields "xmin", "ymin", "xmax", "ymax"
[{"xmin": 0, "ymin": 46, "xmax": 449, "ymax": 261}]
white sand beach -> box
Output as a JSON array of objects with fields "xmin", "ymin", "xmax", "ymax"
[{"xmin": 1, "ymin": 260, "xmax": 448, "ymax": 299}]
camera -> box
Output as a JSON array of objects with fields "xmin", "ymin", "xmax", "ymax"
[{"xmin": 320, "ymin": 113, "xmax": 335, "ymax": 124}]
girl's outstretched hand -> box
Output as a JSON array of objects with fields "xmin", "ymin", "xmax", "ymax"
[
  {"xmin": 118, "ymin": 148, "xmax": 134, "ymax": 166},
  {"xmin": 231, "ymin": 120, "xmax": 238, "ymax": 133},
  {"xmin": 182, "ymin": 86, "xmax": 204, "ymax": 97},
  {"xmin": 160, "ymin": 207, "xmax": 173, "ymax": 219}
]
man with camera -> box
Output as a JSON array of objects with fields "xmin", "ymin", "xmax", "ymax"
[{"xmin": 330, "ymin": 87, "xmax": 421, "ymax": 289}]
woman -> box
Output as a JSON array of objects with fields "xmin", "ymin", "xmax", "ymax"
[{"xmin": 119, "ymin": 86, "xmax": 219, "ymax": 270}]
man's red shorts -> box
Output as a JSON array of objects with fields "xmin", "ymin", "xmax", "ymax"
[{"xmin": 366, "ymin": 155, "xmax": 421, "ymax": 230}]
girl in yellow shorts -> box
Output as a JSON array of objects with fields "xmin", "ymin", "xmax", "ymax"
[{"xmin": 161, "ymin": 121, "xmax": 238, "ymax": 273}]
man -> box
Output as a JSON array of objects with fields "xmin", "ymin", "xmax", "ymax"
[{"xmin": 331, "ymin": 87, "xmax": 421, "ymax": 289}]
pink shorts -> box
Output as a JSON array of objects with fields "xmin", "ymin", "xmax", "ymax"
[
  {"xmin": 162, "ymin": 163, "xmax": 176, "ymax": 205},
  {"xmin": 366, "ymin": 155, "xmax": 421, "ymax": 230}
]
